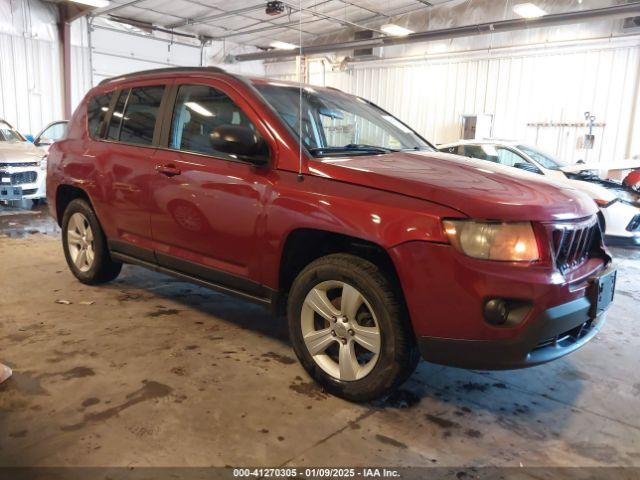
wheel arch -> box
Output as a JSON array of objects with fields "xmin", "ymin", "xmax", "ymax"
[
  {"xmin": 55, "ymin": 184, "xmax": 93, "ymax": 226},
  {"xmin": 275, "ymin": 228, "xmax": 408, "ymax": 320}
]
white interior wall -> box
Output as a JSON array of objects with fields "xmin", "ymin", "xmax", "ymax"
[
  {"xmin": 266, "ymin": 36, "xmax": 640, "ymax": 164},
  {"xmin": 0, "ymin": 0, "xmax": 63, "ymax": 136}
]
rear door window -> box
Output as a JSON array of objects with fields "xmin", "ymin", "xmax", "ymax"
[
  {"xmin": 119, "ymin": 86, "xmax": 165, "ymax": 146},
  {"xmin": 107, "ymin": 90, "xmax": 129, "ymax": 141},
  {"xmin": 106, "ymin": 86, "xmax": 165, "ymax": 145},
  {"xmin": 87, "ymin": 93, "xmax": 113, "ymax": 138},
  {"xmin": 440, "ymin": 145, "xmax": 461, "ymax": 155},
  {"xmin": 461, "ymin": 144, "xmax": 499, "ymax": 162}
]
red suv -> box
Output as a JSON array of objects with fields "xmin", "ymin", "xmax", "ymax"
[{"xmin": 47, "ymin": 67, "xmax": 616, "ymax": 401}]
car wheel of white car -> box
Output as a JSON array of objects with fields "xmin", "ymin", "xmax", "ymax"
[{"xmin": 61, "ymin": 198, "xmax": 122, "ymax": 284}]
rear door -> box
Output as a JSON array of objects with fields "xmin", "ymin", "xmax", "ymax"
[
  {"xmin": 100, "ymin": 82, "xmax": 170, "ymax": 261},
  {"xmin": 149, "ymin": 79, "xmax": 276, "ymax": 295}
]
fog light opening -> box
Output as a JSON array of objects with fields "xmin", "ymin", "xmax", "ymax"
[
  {"xmin": 484, "ymin": 299, "xmax": 510, "ymax": 326},
  {"xmin": 483, "ymin": 298, "xmax": 532, "ymax": 328}
]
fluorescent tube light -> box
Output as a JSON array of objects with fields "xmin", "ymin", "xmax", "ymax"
[
  {"xmin": 185, "ymin": 102, "xmax": 214, "ymax": 117},
  {"xmin": 380, "ymin": 24, "xmax": 414, "ymax": 37},
  {"xmin": 270, "ymin": 41, "xmax": 298, "ymax": 50},
  {"xmin": 68, "ymin": 0, "xmax": 111, "ymax": 8},
  {"xmin": 513, "ymin": 3, "xmax": 547, "ymax": 18}
]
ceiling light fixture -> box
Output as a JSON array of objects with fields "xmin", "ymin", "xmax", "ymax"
[
  {"xmin": 513, "ymin": 3, "xmax": 547, "ymax": 18},
  {"xmin": 185, "ymin": 102, "xmax": 214, "ymax": 117},
  {"xmin": 269, "ymin": 41, "xmax": 298, "ymax": 50},
  {"xmin": 380, "ymin": 24, "xmax": 414, "ymax": 37},
  {"xmin": 68, "ymin": 0, "xmax": 111, "ymax": 8}
]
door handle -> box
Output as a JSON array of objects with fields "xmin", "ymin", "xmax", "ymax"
[{"xmin": 156, "ymin": 164, "xmax": 181, "ymax": 177}]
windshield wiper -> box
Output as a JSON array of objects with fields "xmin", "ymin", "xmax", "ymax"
[{"xmin": 309, "ymin": 144, "xmax": 397, "ymax": 156}]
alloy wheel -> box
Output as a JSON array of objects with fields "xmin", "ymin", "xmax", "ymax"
[
  {"xmin": 301, "ymin": 280, "xmax": 381, "ymax": 381},
  {"xmin": 67, "ymin": 212, "xmax": 95, "ymax": 273}
]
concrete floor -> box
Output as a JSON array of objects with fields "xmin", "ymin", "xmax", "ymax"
[{"xmin": 1, "ymin": 203, "xmax": 640, "ymax": 470}]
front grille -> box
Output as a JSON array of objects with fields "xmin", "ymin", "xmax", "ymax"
[
  {"xmin": 627, "ymin": 214, "xmax": 640, "ymax": 232},
  {"xmin": 1, "ymin": 162, "xmax": 39, "ymax": 167},
  {"xmin": 0, "ymin": 171, "xmax": 37, "ymax": 185},
  {"xmin": 552, "ymin": 218, "xmax": 598, "ymax": 273}
]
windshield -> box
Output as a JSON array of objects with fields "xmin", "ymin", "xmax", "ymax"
[
  {"xmin": 0, "ymin": 120, "xmax": 25, "ymax": 142},
  {"xmin": 255, "ymin": 83, "xmax": 433, "ymax": 156},
  {"xmin": 518, "ymin": 145, "xmax": 568, "ymax": 170}
]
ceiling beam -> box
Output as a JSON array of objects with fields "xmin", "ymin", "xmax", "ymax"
[{"xmin": 233, "ymin": 1, "xmax": 640, "ymax": 61}]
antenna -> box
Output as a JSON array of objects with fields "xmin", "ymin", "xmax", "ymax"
[{"xmin": 297, "ymin": 0, "xmax": 304, "ymax": 182}]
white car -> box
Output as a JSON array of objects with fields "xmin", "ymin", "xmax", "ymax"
[
  {"xmin": 0, "ymin": 119, "xmax": 47, "ymax": 204},
  {"xmin": 438, "ymin": 140, "xmax": 640, "ymax": 247}
]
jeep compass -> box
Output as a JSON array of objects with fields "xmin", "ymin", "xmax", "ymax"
[{"xmin": 46, "ymin": 67, "xmax": 616, "ymax": 401}]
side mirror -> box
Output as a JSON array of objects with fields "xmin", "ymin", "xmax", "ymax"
[
  {"xmin": 35, "ymin": 138, "xmax": 53, "ymax": 147},
  {"xmin": 210, "ymin": 125, "xmax": 269, "ymax": 166},
  {"xmin": 514, "ymin": 162, "xmax": 542, "ymax": 175}
]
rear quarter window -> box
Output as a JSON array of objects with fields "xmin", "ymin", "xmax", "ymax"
[{"xmin": 87, "ymin": 92, "xmax": 113, "ymax": 139}]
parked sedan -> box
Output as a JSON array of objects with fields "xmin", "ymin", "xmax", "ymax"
[
  {"xmin": 0, "ymin": 119, "xmax": 47, "ymax": 203},
  {"xmin": 438, "ymin": 140, "xmax": 640, "ymax": 246}
]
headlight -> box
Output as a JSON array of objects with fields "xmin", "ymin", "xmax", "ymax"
[{"xmin": 443, "ymin": 220, "xmax": 540, "ymax": 262}]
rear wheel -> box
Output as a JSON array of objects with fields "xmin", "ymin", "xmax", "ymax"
[
  {"xmin": 61, "ymin": 198, "xmax": 122, "ymax": 284},
  {"xmin": 287, "ymin": 254, "xmax": 419, "ymax": 402}
]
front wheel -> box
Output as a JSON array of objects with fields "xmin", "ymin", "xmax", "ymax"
[
  {"xmin": 287, "ymin": 254, "xmax": 419, "ymax": 402},
  {"xmin": 61, "ymin": 198, "xmax": 122, "ymax": 285}
]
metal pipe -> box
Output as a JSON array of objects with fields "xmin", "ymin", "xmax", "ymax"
[
  {"xmin": 166, "ymin": 4, "xmax": 266, "ymax": 30},
  {"xmin": 233, "ymin": 2, "xmax": 640, "ymax": 62}
]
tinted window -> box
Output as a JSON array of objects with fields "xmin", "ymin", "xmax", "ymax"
[
  {"xmin": 440, "ymin": 146, "xmax": 460, "ymax": 155},
  {"xmin": 170, "ymin": 84, "xmax": 258, "ymax": 158},
  {"xmin": 119, "ymin": 86, "xmax": 165, "ymax": 145},
  {"xmin": 87, "ymin": 93, "xmax": 112, "ymax": 138},
  {"xmin": 461, "ymin": 144, "xmax": 498, "ymax": 162},
  {"xmin": 496, "ymin": 147, "xmax": 525, "ymax": 167},
  {"xmin": 0, "ymin": 120, "xmax": 25, "ymax": 142},
  {"xmin": 107, "ymin": 90, "xmax": 128, "ymax": 140}
]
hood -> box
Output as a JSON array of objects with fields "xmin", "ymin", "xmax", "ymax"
[
  {"xmin": 311, "ymin": 151, "xmax": 597, "ymax": 222},
  {"xmin": 0, "ymin": 141, "xmax": 44, "ymax": 164},
  {"xmin": 565, "ymin": 178, "xmax": 617, "ymax": 203},
  {"xmin": 561, "ymin": 159, "xmax": 640, "ymax": 174}
]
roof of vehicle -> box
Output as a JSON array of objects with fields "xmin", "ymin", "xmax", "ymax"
[
  {"xmin": 98, "ymin": 67, "xmax": 344, "ymax": 94},
  {"xmin": 99, "ymin": 66, "xmax": 229, "ymax": 85}
]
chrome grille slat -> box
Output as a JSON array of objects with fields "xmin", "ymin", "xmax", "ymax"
[{"xmin": 551, "ymin": 217, "xmax": 598, "ymax": 273}]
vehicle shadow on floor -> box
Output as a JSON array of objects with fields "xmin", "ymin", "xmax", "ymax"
[{"xmin": 103, "ymin": 263, "xmax": 587, "ymax": 437}]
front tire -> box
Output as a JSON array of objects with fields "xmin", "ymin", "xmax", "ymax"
[
  {"xmin": 287, "ymin": 254, "xmax": 419, "ymax": 402},
  {"xmin": 61, "ymin": 198, "xmax": 122, "ymax": 285}
]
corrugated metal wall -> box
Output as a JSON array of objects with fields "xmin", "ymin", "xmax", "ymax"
[
  {"xmin": 266, "ymin": 37, "xmax": 640, "ymax": 163},
  {"xmin": 89, "ymin": 22, "xmax": 202, "ymax": 86},
  {"xmin": 0, "ymin": 0, "xmax": 63, "ymax": 136}
]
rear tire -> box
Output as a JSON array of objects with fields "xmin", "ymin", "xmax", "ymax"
[
  {"xmin": 61, "ymin": 198, "xmax": 122, "ymax": 285},
  {"xmin": 287, "ymin": 253, "xmax": 419, "ymax": 402}
]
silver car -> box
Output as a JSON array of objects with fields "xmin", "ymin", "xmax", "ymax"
[{"xmin": 0, "ymin": 119, "xmax": 47, "ymax": 203}]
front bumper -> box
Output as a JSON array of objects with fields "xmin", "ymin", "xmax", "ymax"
[{"xmin": 418, "ymin": 296, "xmax": 606, "ymax": 370}]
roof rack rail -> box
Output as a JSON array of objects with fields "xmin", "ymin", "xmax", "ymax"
[{"xmin": 99, "ymin": 66, "xmax": 229, "ymax": 85}]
